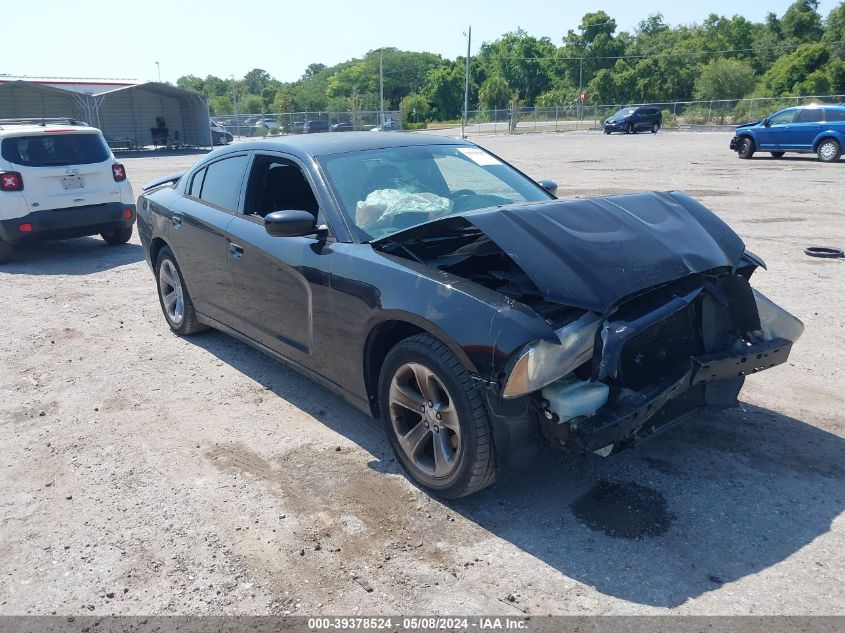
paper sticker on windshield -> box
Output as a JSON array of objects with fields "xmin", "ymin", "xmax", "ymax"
[{"xmin": 457, "ymin": 147, "xmax": 501, "ymax": 166}]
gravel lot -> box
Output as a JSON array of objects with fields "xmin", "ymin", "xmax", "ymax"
[{"xmin": 1, "ymin": 131, "xmax": 843, "ymax": 616}]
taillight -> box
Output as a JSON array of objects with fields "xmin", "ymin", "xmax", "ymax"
[
  {"xmin": 112, "ymin": 163, "xmax": 126, "ymax": 182},
  {"xmin": 19, "ymin": 223, "xmax": 33, "ymax": 233},
  {"xmin": 0, "ymin": 172, "xmax": 23, "ymax": 191},
  {"xmin": 123, "ymin": 209, "xmax": 133, "ymax": 219}
]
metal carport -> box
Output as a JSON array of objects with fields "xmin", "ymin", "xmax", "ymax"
[
  {"xmin": 94, "ymin": 82, "xmax": 212, "ymax": 149},
  {"xmin": 0, "ymin": 81, "xmax": 98, "ymax": 124}
]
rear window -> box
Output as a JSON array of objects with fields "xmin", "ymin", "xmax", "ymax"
[
  {"xmin": 796, "ymin": 108, "xmax": 824, "ymax": 123},
  {"xmin": 1, "ymin": 133, "xmax": 110, "ymax": 167},
  {"xmin": 825, "ymin": 109, "xmax": 845, "ymax": 122}
]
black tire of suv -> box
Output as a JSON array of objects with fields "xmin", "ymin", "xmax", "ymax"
[
  {"xmin": 737, "ymin": 137, "xmax": 755, "ymax": 159},
  {"xmin": 770, "ymin": 151, "xmax": 785, "ymax": 158},
  {"xmin": 378, "ymin": 334, "xmax": 496, "ymax": 499},
  {"xmin": 101, "ymin": 225, "xmax": 133, "ymax": 245},
  {"xmin": 651, "ymin": 123, "xmax": 660, "ymax": 133},
  {"xmin": 0, "ymin": 237, "xmax": 14, "ymax": 264},
  {"xmin": 625, "ymin": 123, "xmax": 634, "ymax": 134},
  {"xmin": 817, "ymin": 138, "xmax": 842, "ymax": 163},
  {"xmin": 155, "ymin": 246, "xmax": 206, "ymax": 336}
]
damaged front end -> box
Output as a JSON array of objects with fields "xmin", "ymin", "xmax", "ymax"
[
  {"xmin": 373, "ymin": 191, "xmax": 804, "ymax": 458},
  {"xmin": 521, "ymin": 270, "xmax": 803, "ymax": 456}
]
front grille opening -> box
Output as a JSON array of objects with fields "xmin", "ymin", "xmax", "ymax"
[{"xmin": 619, "ymin": 305, "xmax": 703, "ymax": 391}]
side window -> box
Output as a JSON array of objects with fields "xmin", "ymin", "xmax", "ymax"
[
  {"xmin": 198, "ymin": 155, "xmax": 249, "ymax": 211},
  {"xmin": 188, "ymin": 168, "xmax": 206, "ymax": 197},
  {"xmin": 825, "ymin": 109, "xmax": 845, "ymax": 122},
  {"xmin": 768, "ymin": 109, "xmax": 796, "ymax": 125},
  {"xmin": 796, "ymin": 109, "xmax": 824, "ymax": 123},
  {"xmin": 243, "ymin": 155, "xmax": 319, "ymax": 219}
]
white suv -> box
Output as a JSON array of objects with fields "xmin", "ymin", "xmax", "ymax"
[{"xmin": 0, "ymin": 118, "xmax": 136, "ymax": 263}]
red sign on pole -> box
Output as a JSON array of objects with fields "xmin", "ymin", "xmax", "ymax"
[{"xmin": 579, "ymin": 91, "xmax": 586, "ymax": 103}]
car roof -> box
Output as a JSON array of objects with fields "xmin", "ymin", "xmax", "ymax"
[
  {"xmin": 210, "ymin": 132, "xmax": 473, "ymax": 159},
  {"xmin": 0, "ymin": 124, "xmax": 101, "ymax": 138}
]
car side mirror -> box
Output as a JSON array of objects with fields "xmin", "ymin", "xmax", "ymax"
[
  {"xmin": 763, "ymin": 118, "xmax": 771, "ymax": 127},
  {"xmin": 264, "ymin": 210, "xmax": 323, "ymax": 238},
  {"xmin": 537, "ymin": 179, "xmax": 558, "ymax": 196}
]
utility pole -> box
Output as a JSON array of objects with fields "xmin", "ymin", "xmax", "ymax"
[
  {"xmin": 155, "ymin": 61, "xmax": 161, "ymax": 83},
  {"xmin": 577, "ymin": 57, "xmax": 583, "ymax": 125},
  {"xmin": 462, "ymin": 26, "xmax": 472, "ymax": 139},
  {"xmin": 379, "ymin": 52, "xmax": 385, "ymax": 126},
  {"xmin": 231, "ymin": 75, "xmax": 239, "ymax": 139}
]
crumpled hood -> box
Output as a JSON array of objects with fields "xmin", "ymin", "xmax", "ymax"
[
  {"xmin": 735, "ymin": 119, "xmax": 762, "ymax": 129},
  {"xmin": 378, "ymin": 191, "xmax": 746, "ymax": 314}
]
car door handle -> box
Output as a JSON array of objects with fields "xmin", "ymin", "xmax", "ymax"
[
  {"xmin": 228, "ymin": 242, "xmax": 244, "ymax": 259},
  {"xmin": 171, "ymin": 215, "xmax": 182, "ymax": 229}
]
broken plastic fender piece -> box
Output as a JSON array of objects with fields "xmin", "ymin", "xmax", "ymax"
[{"xmin": 753, "ymin": 289, "xmax": 804, "ymax": 343}]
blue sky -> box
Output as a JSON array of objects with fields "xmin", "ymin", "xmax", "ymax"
[{"xmin": 5, "ymin": 0, "xmax": 841, "ymax": 83}]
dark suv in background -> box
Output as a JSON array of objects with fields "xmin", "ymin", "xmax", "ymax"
[
  {"xmin": 604, "ymin": 106, "xmax": 662, "ymax": 134},
  {"xmin": 303, "ymin": 120, "xmax": 330, "ymax": 134}
]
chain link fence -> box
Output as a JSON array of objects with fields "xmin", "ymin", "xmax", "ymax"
[
  {"xmin": 213, "ymin": 110, "xmax": 401, "ymax": 138},
  {"xmin": 211, "ymin": 96, "xmax": 844, "ymax": 139}
]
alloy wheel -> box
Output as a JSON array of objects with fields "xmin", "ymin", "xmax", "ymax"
[
  {"xmin": 388, "ymin": 362, "xmax": 461, "ymax": 478},
  {"xmin": 159, "ymin": 259, "xmax": 185, "ymax": 326},
  {"xmin": 819, "ymin": 141, "xmax": 838, "ymax": 161}
]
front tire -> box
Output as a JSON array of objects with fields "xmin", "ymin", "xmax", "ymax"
[
  {"xmin": 0, "ymin": 237, "xmax": 14, "ymax": 264},
  {"xmin": 651, "ymin": 122, "xmax": 660, "ymax": 133},
  {"xmin": 817, "ymin": 139, "xmax": 841, "ymax": 163},
  {"xmin": 379, "ymin": 334, "xmax": 496, "ymax": 499},
  {"xmin": 101, "ymin": 225, "xmax": 133, "ymax": 245},
  {"xmin": 737, "ymin": 137, "xmax": 755, "ymax": 159},
  {"xmin": 155, "ymin": 246, "xmax": 206, "ymax": 336}
]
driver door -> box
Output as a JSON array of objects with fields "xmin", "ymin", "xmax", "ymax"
[
  {"xmin": 222, "ymin": 152, "xmax": 335, "ymax": 374},
  {"xmin": 757, "ymin": 108, "xmax": 796, "ymax": 150}
]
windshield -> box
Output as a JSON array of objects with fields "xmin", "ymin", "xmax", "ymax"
[
  {"xmin": 320, "ymin": 144, "xmax": 552, "ymax": 240},
  {"xmin": 612, "ymin": 108, "xmax": 636, "ymax": 118},
  {"xmin": 1, "ymin": 132, "xmax": 110, "ymax": 167}
]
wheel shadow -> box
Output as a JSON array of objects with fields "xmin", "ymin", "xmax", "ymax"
[
  {"xmin": 0, "ymin": 237, "xmax": 144, "ymax": 275},
  {"xmin": 185, "ymin": 328, "xmax": 845, "ymax": 608}
]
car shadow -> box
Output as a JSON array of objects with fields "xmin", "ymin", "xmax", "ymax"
[
  {"xmin": 0, "ymin": 237, "xmax": 144, "ymax": 275},
  {"xmin": 187, "ymin": 329, "xmax": 845, "ymax": 608}
]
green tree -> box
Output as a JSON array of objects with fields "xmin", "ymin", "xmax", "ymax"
[
  {"xmin": 400, "ymin": 93, "xmax": 430, "ymax": 124},
  {"xmin": 423, "ymin": 64, "xmax": 465, "ymax": 120},
  {"xmin": 761, "ymin": 43, "xmax": 830, "ymax": 93},
  {"xmin": 478, "ymin": 74, "xmax": 513, "ymax": 110},
  {"xmin": 476, "ymin": 29, "xmax": 557, "ymax": 104},
  {"xmin": 693, "ymin": 58, "xmax": 757, "ymax": 99},
  {"xmin": 242, "ymin": 68, "xmax": 271, "ymax": 95},
  {"xmin": 781, "ymin": 0, "xmax": 824, "ymax": 42}
]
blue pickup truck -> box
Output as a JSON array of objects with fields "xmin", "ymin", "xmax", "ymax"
[{"xmin": 730, "ymin": 104, "xmax": 845, "ymax": 162}]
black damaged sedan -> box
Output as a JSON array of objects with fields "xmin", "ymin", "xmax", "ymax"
[{"xmin": 137, "ymin": 133, "xmax": 803, "ymax": 498}]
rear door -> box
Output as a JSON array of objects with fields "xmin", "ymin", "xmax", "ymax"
[
  {"xmin": 1, "ymin": 131, "xmax": 120, "ymax": 211},
  {"xmin": 168, "ymin": 153, "xmax": 249, "ymax": 324},
  {"xmin": 788, "ymin": 108, "xmax": 825, "ymax": 150}
]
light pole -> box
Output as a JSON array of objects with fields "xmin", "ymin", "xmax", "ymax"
[
  {"xmin": 155, "ymin": 61, "xmax": 161, "ymax": 83},
  {"xmin": 462, "ymin": 26, "xmax": 472, "ymax": 139},
  {"xmin": 231, "ymin": 75, "xmax": 240, "ymax": 139}
]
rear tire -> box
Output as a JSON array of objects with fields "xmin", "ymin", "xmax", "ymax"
[
  {"xmin": 770, "ymin": 151, "xmax": 785, "ymax": 158},
  {"xmin": 737, "ymin": 137, "xmax": 755, "ymax": 159},
  {"xmin": 101, "ymin": 225, "xmax": 133, "ymax": 245},
  {"xmin": 0, "ymin": 237, "xmax": 14, "ymax": 264},
  {"xmin": 817, "ymin": 138, "xmax": 841, "ymax": 163},
  {"xmin": 379, "ymin": 334, "xmax": 496, "ymax": 499},
  {"xmin": 155, "ymin": 246, "xmax": 206, "ymax": 336}
]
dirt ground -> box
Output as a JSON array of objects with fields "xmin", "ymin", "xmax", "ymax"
[{"xmin": 1, "ymin": 131, "xmax": 843, "ymax": 616}]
